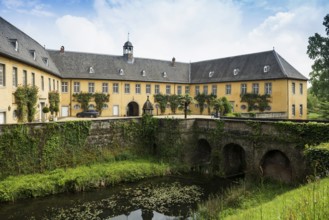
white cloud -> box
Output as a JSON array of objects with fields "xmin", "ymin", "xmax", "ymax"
[
  {"xmin": 1, "ymin": 0, "xmax": 54, "ymax": 17},
  {"xmin": 55, "ymin": 15, "xmax": 114, "ymax": 53},
  {"xmin": 7, "ymin": 0, "xmax": 327, "ymax": 79}
]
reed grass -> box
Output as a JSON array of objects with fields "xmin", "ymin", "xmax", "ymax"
[{"xmin": 197, "ymin": 177, "xmax": 329, "ymax": 220}]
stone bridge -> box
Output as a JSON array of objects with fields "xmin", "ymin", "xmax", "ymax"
[{"xmin": 155, "ymin": 118, "xmax": 307, "ymax": 183}]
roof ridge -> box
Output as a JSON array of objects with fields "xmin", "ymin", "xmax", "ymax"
[
  {"xmin": 272, "ymin": 50, "xmax": 288, "ymax": 77},
  {"xmin": 191, "ymin": 50, "xmax": 274, "ymax": 64}
]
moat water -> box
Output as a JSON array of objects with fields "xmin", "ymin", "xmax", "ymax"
[{"xmin": 0, "ymin": 174, "xmax": 235, "ymax": 220}]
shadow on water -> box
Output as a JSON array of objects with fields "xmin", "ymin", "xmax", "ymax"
[{"xmin": 0, "ymin": 174, "xmax": 238, "ymax": 220}]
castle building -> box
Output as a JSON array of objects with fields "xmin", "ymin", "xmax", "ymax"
[{"xmin": 0, "ymin": 17, "xmax": 307, "ymax": 124}]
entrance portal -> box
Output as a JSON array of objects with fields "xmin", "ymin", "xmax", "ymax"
[{"xmin": 127, "ymin": 102, "xmax": 139, "ymax": 116}]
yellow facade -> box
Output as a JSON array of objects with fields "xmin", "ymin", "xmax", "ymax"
[
  {"xmin": 0, "ymin": 53, "xmax": 308, "ymax": 124},
  {"xmin": 0, "ymin": 56, "xmax": 61, "ymax": 124}
]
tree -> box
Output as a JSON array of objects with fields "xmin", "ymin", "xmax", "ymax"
[
  {"xmin": 220, "ymin": 97, "xmax": 232, "ymax": 115},
  {"xmin": 194, "ymin": 93, "xmax": 207, "ymax": 114},
  {"xmin": 307, "ymin": 88, "xmax": 320, "ymax": 113},
  {"xmin": 73, "ymin": 92, "xmax": 93, "ymax": 111},
  {"xmin": 257, "ymin": 94, "xmax": 271, "ymax": 112},
  {"xmin": 307, "ymin": 14, "xmax": 329, "ymax": 102},
  {"xmin": 319, "ymin": 101, "xmax": 329, "ymax": 120},
  {"xmin": 14, "ymin": 85, "xmax": 39, "ymax": 122},
  {"xmin": 94, "ymin": 93, "xmax": 110, "ymax": 115},
  {"xmin": 241, "ymin": 93, "xmax": 270, "ymax": 112},
  {"xmin": 205, "ymin": 94, "xmax": 217, "ymax": 114},
  {"xmin": 178, "ymin": 94, "xmax": 193, "ymax": 119},
  {"xmin": 211, "ymin": 98, "xmax": 223, "ymax": 117},
  {"xmin": 154, "ymin": 94, "xmax": 168, "ymax": 114},
  {"xmin": 168, "ymin": 94, "xmax": 181, "ymax": 114},
  {"xmin": 48, "ymin": 91, "xmax": 60, "ymax": 116}
]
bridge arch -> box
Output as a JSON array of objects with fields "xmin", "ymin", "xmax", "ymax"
[
  {"xmin": 223, "ymin": 143, "xmax": 246, "ymax": 176},
  {"xmin": 195, "ymin": 138, "xmax": 212, "ymax": 165},
  {"xmin": 260, "ymin": 150, "xmax": 292, "ymax": 183}
]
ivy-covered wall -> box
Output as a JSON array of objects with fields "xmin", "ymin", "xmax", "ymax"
[{"xmin": 1, "ymin": 118, "xmax": 328, "ymax": 181}]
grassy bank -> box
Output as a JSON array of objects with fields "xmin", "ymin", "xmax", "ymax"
[
  {"xmin": 0, "ymin": 160, "xmax": 171, "ymax": 202},
  {"xmin": 197, "ymin": 177, "xmax": 329, "ymax": 219}
]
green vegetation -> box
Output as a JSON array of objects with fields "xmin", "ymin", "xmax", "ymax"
[
  {"xmin": 14, "ymin": 85, "xmax": 39, "ymax": 122},
  {"xmin": 197, "ymin": 177, "xmax": 329, "ymax": 220},
  {"xmin": 73, "ymin": 92, "xmax": 93, "ymax": 111},
  {"xmin": 154, "ymin": 93, "xmax": 168, "ymax": 114},
  {"xmin": 240, "ymin": 93, "xmax": 271, "ymax": 112},
  {"xmin": 48, "ymin": 91, "xmax": 60, "ymax": 116},
  {"xmin": 0, "ymin": 160, "xmax": 171, "ymax": 202},
  {"xmin": 94, "ymin": 92, "xmax": 110, "ymax": 115},
  {"xmin": 307, "ymin": 14, "xmax": 329, "ymax": 102}
]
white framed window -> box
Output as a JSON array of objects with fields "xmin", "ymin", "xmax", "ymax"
[
  {"xmin": 155, "ymin": 85, "xmax": 160, "ymax": 94},
  {"xmin": 299, "ymin": 104, "xmax": 303, "ymax": 116},
  {"xmin": 195, "ymin": 85, "xmax": 200, "ymax": 95},
  {"xmin": 31, "ymin": 72, "xmax": 35, "ymax": 86},
  {"xmin": 233, "ymin": 68, "xmax": 239, "ymax": 75},
  {"xmin": 23, "ymin": 70, "xmax": 27, "ymax": 86},
  {"xmin": 264, "ymin": 65, "xmax": 270, "ymax": 73},
  {"xmin": 48, "ymin": 78, "xmax": 51, "ymax": 91},
  {"xmin": 113, "ymin": 83, "xmax": 119, "ymax": 93},
  {"xmin": 185, "ymin": 86, "xmax": 190, "ymax": 94},
  {"xmin": 241, "ymin": 83, "xmax": 247, "ymax": 94},
  {"xmin": 42, "ymin": 57, "xmax": 49, "ymax": 66},
  {"xmin": 41, "ymin": 76, "xmax": 44, "ymax": 91},
  {"xmin": 12, "ymin": 67, "xmax": 17, "ymax": 87},
  {"xmin": 146, "ymin": 84, "xmax": 151, "ymax": 94},
  {"xmin": 292, "ymin": 104, "xmax": 296, "ymax": 116},
  {"xmin": 10, "ymin": 39, "xmax": 18, "ymax": 51},
  {"xmin": 102, "ymin": 83, "xmax": 108, "ymax": 93},
  {"xmin": 124, "ymin": 83, "xmax": 130, "ymax": 94},
  {"xmin": 166, "ymin": 85, "xmax": 171, "ymax": 95},
  {"xmin": 226, "ymin": 84, "xmax": 231, "ymax": 95},
  {"xmin": 252, "ymin": 83, "xmax": 259, "ymax": 94},
  {"xmin": 135, "ymin": 84, "xmax": 141, "ymax": 94},
  {"xmin": 203, "ymin": 85, "xmax": 208, "ymax": 95},
  {"xmin": 62, "ymin": 82, "xmax": 68, "ymax": 93},
  {"xmin": 88, "ymin": 82, "xmax": 95, "ymax": 93},
  {"xmin": 88, "ymin": 104, "xmax": 95, "ymax": 110},
  {"xmin": 292, "ymin": 82, "xmax": 295, "ymax": 94},
  {"xmin": 177, "ymin": 85, "xmax": 182, "ymax": 95},
  {"xmin": 0, "ymin": 64, "xmax": 5, "ymax": 86},
  {"xmin": 209, "ymin": 71, "xmax": 214, "ymax": 78},
  {"xmin": 265, "ymin": 82, "xmax": 272, "ymax": 95},
  {"xmin": 74, "ymin": 104, "xmax": 81, "ymax": 110},
  {"xmin": 212, "ymin": 85, "xmax": 217, "ymax": 96},
  {"xmin": 102, "ymin": 103, "xmax": 109, "ymax": 110},
  {"xmin": 74, "ymin": 82, "xmax": 80, "ymax": 93},
  {"xmin": 299, "ymin": 83, "xmax": 303, "ymax": 95}
]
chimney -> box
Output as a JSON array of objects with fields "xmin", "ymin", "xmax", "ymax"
[
  {"xmin": 172, "ymin": 57, "xmax": 176, "ymax": 67},
  {"xmin": 60, "ymin": 46, "xmax": 65, "ymax": 53}
]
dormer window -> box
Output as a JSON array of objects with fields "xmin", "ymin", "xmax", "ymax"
[
  {"xmin": 141, "ymin": 70, "xmax": 146, "ymax": 76},
  {"xmin": 42, "ymin": 57, "xmax": 49, "ymax": 66},
  {"xmin": 233, "ymin": 68, "xmax": 240, "ymax": 76},
  {"xmin": 163, "ymin": 72, "xmax": 167, "ymax": 78},
  {"xmin": 9, "ymin": 39, "xmax": 18, "ymax": 51},
  {"xmin": 89, "ymin": 66, "xmax": 95, "ymax": 74},
  {"xmin": 209, "ymin": 71, "xmax": 214, "ymax": 78},
  {"xmin": 30, "ymin": 50, "xmax": 36, "ymax": 60},
  {"xmin": 119, "ymin": 69, "xmax": 124, "ymax": 75},
  {"xmin": 264, "ymin": 65, "xmax": 270, "ymax": 73}
]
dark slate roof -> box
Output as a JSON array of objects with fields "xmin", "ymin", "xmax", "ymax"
[
  {"xmin": 47, "ymin": 50, "xmax": 190, "ymax": 83},
  {"xmin": 124, "ymin": 41, "xmax": 133, "ymax": 47},
  {"xmin": 0, "ymin": 17, "xmax": 61, "ymax": 76},
  {"xmin": 190, "ymin": 50, "xmax": 307, "ymax": 83}
]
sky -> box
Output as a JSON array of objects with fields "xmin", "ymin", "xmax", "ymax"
[{"xmin": 1, "ymin": 0, "xmax": 329, "ymax": 78}]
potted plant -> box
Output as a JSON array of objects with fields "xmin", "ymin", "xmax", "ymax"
[
  {"xmin": 53, "ymin": 106, "xmax": 59, "ymax": 121},
  {"xmin": 42, "ymin": 106, "xmax": 50, "ymax": 122}
]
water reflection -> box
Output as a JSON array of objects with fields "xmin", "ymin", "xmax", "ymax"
[{"xmin": 0, "ymin": 174, "xmax": 234, "ymax": 220}]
